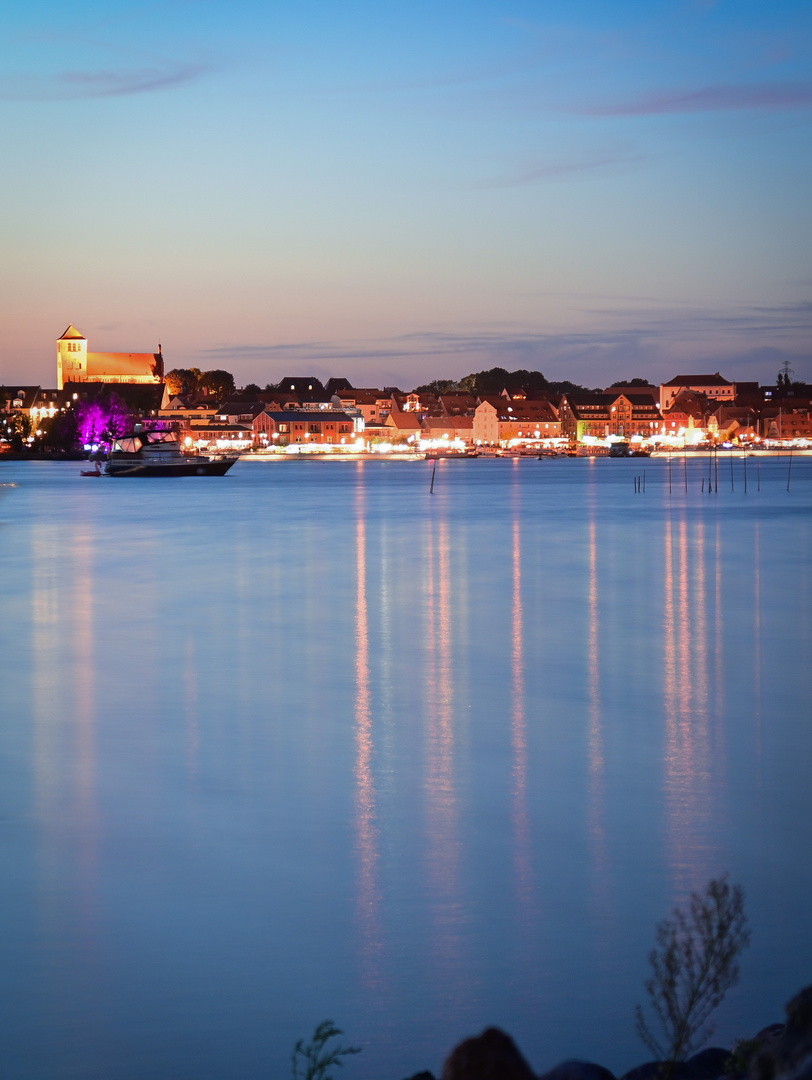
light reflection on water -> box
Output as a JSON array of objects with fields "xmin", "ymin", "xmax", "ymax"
[
  {"xmin": 1, "ymin": 457, "xmax": 811, "ymax": 1080},
  {"xmin": 354, "ymin": 472, "xmax": 382, "ymax": 989},
  {"xmin": 511, "ymin": 501, "xmax": 534, "ymax": 926}
]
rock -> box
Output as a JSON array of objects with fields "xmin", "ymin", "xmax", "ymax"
[
  {"xmin": 751, "ymin": 986, "xmax": 812, "ymax": 1080},
  {"xmin": 729, "ymin": 1025, "xmax": 785, "ymax": 1074},
  {"xmin": 538, "ymin": 1060, "xmax": 616, "ymax": 1080},
  {"xmin": 685, "ymin": 1047, "xmax": 733, "ymax": 1079},
  {"xmin": 620, "ymin": 1063, "xmax": 693, "ymax": 1080},
  {"xmin": 754, "ymin": 1027, "xmax": 787, "ymax": 1049},
  {"xmin": 441, "ymin": 1027, "xmax": 536, "ymax": 1080}
]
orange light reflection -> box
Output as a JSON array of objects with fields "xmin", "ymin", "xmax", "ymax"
[
  {"xmin": 663, "ymin": 516, "xmax": 715, "ymax": 896},
  {"xmin": 424, "ymin": 514, "xmax": 462, "ymax": 973},
  {"xmin": 586, "ymin": 513, "xmax": 609, "ymax": 898},
  {"xmin": 354, "ymin": 477, "xmax": 382, "ymax": 986},
  {"xmin": 511, "ymin": 501, "xmax": 533, "ymax": 922}
]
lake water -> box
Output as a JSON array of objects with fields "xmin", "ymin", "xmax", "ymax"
[{"xmin": 1, "ymin": 455, "xmax": 811, "ymax": 1080}]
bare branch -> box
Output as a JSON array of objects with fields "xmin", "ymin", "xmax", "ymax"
[{"xmin": 635, "ymin": 876, "xmax": 750, "ymax": 1064}]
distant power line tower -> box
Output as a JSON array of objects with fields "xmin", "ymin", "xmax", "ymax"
[{"xmin": 780, "ymin": 359, "xmax": 795, "ymax": 381}]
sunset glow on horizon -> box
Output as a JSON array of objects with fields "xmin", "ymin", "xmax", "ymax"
[{"xmin": 2, "ymin": 0, "xmax": 810, "ymax": 390}]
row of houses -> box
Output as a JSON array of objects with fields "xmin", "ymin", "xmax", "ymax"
[
  {"xmin": 161, "ymin": 377, "xmax": 812, "ymax": 449},
  {"xmin": 3, "ymin": 372, "xmax": 811, "ymax": 450}
]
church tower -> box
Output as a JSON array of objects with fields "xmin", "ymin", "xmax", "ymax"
[{"xmin": 57, "ymin": 325, "xmax": 87, "ymax": 390}]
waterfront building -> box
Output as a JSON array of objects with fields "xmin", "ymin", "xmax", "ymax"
[
  {"xmin": 473, "ymin": 398, "xmax": 562, "ymax": 445},
  {"xmin": 56, "ymin": 325, "xmax": 164, "ymax": 391},
  {"xmin": 421, "ymin": 415, "xmax": 475, "ymax": 444},
  {"xmin": 659, "ymin": 372, "xmax": 735, "ymax": 413},
  {"xmin": 767, "ymin": 408, "xmax": 812, "ymax": 440},
  {"xmin": 384, "ymin": 407, "xmax": 423, "ymax": 441},
  {"xmin": 559, "ymin": 392, "xmax": 664, "ymax": 441},
  {"xmin": 663, "ymin": 390, "xmax": 710, "ymax": 440},
  {"xmin": 439, "ymin": 393, "xmax": 477, "ymax": 416},
  {"xmin": 215, "ymin": 401, "xmax": 267, "ymax": 426},
  {"xmin": 332, "ymin": 389, "xmax": 391, "ymax": 424},
  {"xmin": 1, "ymin": 386, "xmax": 62, "ymax": 420},
  {"xmin": 186, "ymin": 422, "xmax": 253, "ymax": 452},
  {"xmin": 392, "ymin": 391, "xmax": 424, "ymax": 413},
  {"xmin": 275, "ymin": 377, "xmax": 328, "ymax": 403},
  {"xmin": 159, "ymin": 396, "xmax": 219, "ymax": 424},
  {"xmin": 253, "ymin": 409, "xmax": 357, "ymax": 447}
]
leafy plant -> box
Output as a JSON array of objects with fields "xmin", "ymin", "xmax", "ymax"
[
  {"xmin": 635, "ymin": 876, "xmax": 751, "ymax": 1067},
  {"xmin": 291, "ymin": 1020, "xmax": 361, "ymax": 1080},
  {"xmin": 725, "ymin": 1036, "xmax": 762, "ymax": 1073}
]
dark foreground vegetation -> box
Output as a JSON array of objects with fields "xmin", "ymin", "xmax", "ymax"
[{"xmin": 297, "ymin": 879, "xmax": 811, "ymax": 1080}]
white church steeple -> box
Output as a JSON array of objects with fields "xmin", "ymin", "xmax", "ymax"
[{"xmin": 57, "ymin": 325, "xmax": 87, "ymax": 390}]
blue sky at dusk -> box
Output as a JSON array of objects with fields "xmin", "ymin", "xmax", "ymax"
[{"xmin": 1, "ymin": 0, "xmax": 810, "ymax": 389}]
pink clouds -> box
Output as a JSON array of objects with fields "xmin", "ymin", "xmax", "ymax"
[
  {"xmin": 580, "ymin": 80, "xmax": 812, "ymax": 116},
  {"xmin": 0, "ymin": 59, "xmax": 211, "ymax": 101}
]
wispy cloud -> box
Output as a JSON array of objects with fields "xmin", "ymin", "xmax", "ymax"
[
  {"xmin": 481, "ymin": 149, "xmax": 643, "ymax": 188},
  {"xmin": 196, "ymin": 300, "xmax": 812, "ymax": 386},
  {"xmin": 580, "ymin": 80, "xmax": 812, "ymax": 116},
  {"xmin": 0, "ymin": 59, "xmax": 211, "ymax": 101},
  {"xmin": 333, "ymin": 48, "xmax": 551, "ymax": 95},
  {"xmin": 202, "ymin": 300, "xmax": 812, "ymax": 360}
]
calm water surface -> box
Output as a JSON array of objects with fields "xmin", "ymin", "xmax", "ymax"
[{"xmin": 1, "ymin": 456, "xmax": 811, "ymax": 1080}]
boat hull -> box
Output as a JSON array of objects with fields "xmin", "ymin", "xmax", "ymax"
[{"xmin": 105, "ymin": 459, "xmax": 236, "ymax": 477}]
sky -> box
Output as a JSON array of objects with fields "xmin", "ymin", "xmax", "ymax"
[{"xmin": 1, "ymin": 0, "xmax": 810, "ymax": 391}]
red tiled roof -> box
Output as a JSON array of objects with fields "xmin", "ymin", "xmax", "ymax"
[
  {"xmin": 87, "ymin": 352, "xmax": 162, "ymax": 378},
  {"xmin": 58, "ymin": 324, "xmax": 86, "ymax": 340},
  {"xmin": 663, "ymin": 373, "xmax": 732, "ymax": 387}
]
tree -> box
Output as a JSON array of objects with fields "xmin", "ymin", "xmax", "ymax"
[
  {"xmin": 165, "ymin": 368, "xmax": 200, "ymax": 396},
  {"xmin": 458, "ymin": 367, "xmax": 510, "ymax": 395},
  {"xmin": 238, "ymin": 383, "xmax": 262, "ymax": 399},
  {"xmin": 414, "ymin": 379, "xmax": 460, "ymax": 395},
  {"xmin": 198, "ymin": 369, "xmax": 235, "ymax": 401},
  {"xmin": 74, "ymin": 393, "xmax": 132, "ymax": 448},
  {"xmin": 8, "ymin": 412, "xmax": 32, "ymax": 450},
  {"xmin": 457, "ymin": 367, "xmax": 551, "ymax": 397},
  {"xmin": 612, "ymin": 378, "xmax": 652, "ymax": 387},
  {"xmin": 545, "ymin": 379, "xmax": 599, "ymax": 395},
  {"xmin": 36, "ymin": 409, "xmax": 78, "ymax": 452},
  {"xmin": 291, "ymin": 1021, "xmax": 361, "ymax": 1080},
  {"xmin": 635, "ymin": 876, "xmax": 750, "ymax": 1069},
  {"xmin": 775, "ymin": 368, "xmax": 809, "ymax": 399}
]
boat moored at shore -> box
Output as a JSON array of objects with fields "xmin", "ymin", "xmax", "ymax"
[{"xmin": 102, "ymin": 429, "xmax": 237, "ymax": 477}]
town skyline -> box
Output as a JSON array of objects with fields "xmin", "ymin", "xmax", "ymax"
[
  {"xmin": 2, "ymin": 1, "xmax": 810, "ymax": 392},
  {"xmin": 1, "ymin": 320, "xmax": 809, "ymax": 394}
]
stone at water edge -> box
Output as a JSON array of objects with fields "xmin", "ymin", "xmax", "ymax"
[
  {"xmin": 684, "ymin": 1047, "xmax": 734, "ymax": 1079},
  {"xmin": 537, "ymin": 1060, "xmax": 617, "ymax": 1080},
  {"xmin": 751, "ymin": 986, "xmax": 812, "ymax": 1080},
  {"xmin": 621, "ymin": 1062, "xmax": 694, "ymax": 1080},
  {"xmin": 441, "ymin": 1026, "xmax": 536, "ymax": 1080},
  {"xmin": 620, "ymin": 1050, "xmax": 732, "ymax": 1080},
  {"xmin": 754, "ymin": 1026, "xmax": 788, "ymax": 1050}
]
